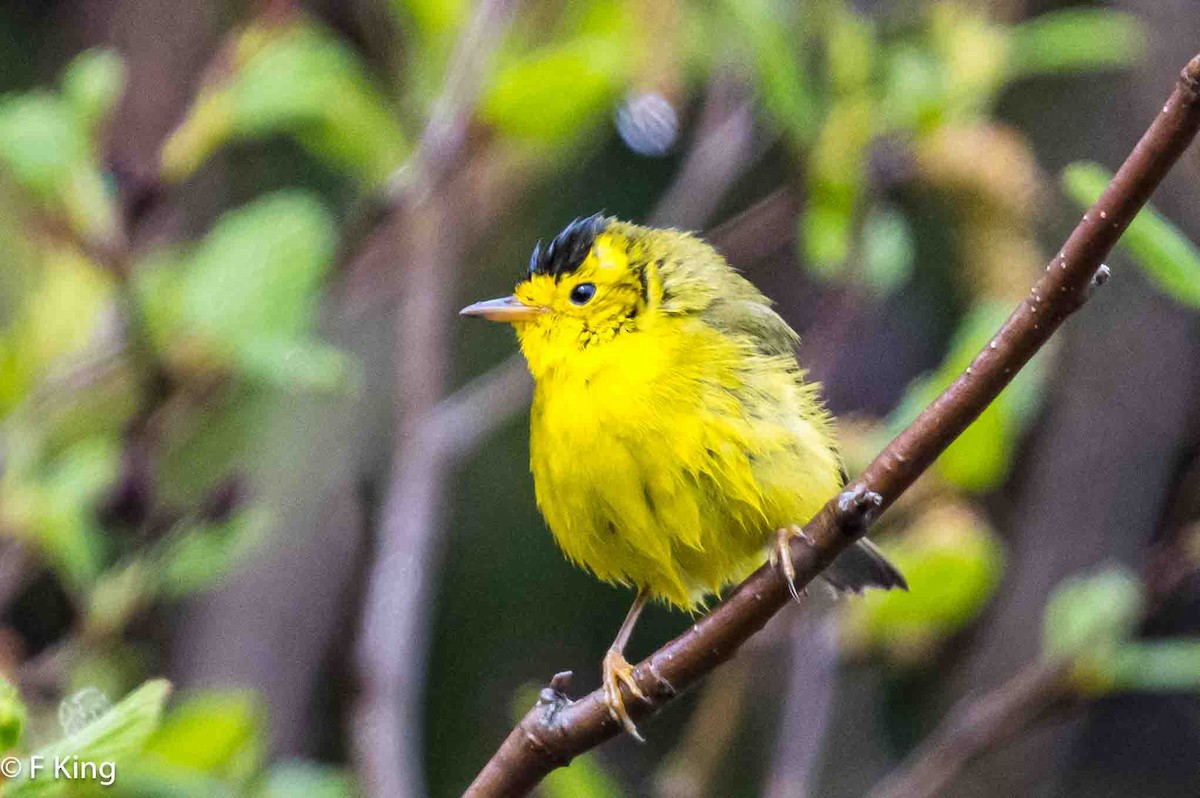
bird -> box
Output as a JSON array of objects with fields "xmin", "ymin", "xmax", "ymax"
[{"xmin": 461, "ymin": 214, "xmax": 906, "ymax": 738}]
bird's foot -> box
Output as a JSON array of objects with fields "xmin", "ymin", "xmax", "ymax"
[
  {"xmin": 771, "ymin": 525, "xmax": 811, "ymax": 603},
  {"xmin": 602, "ymin": 648, "xmax": 647, "ymax": 742}
]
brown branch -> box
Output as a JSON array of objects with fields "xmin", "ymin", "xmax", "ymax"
[
  {"xmin": 349, "ymin": 4, "xmax": 519, "ymax": 795},
  {"xmin": 462, "ymin": 54, "xmax": 1200, "ymax": 797}
]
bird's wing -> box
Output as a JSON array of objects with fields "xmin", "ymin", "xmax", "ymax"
[{"xmin": 700, "ymin": 296, "xmax": 799, "ymax": 358}]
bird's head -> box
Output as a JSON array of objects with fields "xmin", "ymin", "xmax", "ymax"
[{"xmin": 461, "ymin": 215, "xmax": 658, "ymax": 375}]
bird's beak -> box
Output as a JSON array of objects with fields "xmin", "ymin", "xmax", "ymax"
[{"xmin": 459, "ymin": 295, "xmax": 542, "ymax": 323}]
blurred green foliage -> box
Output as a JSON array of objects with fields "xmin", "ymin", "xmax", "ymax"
[
  {"xmin": 1064, "ymin": 161, "xmax": 1200, "ymax": 308},
  {"xmin": 162, "ymin": 21, "xmax": 408, "ymax": 187},
  {"xmin": 8, "ymin": 680, "xmax": 169, "ymax": 797},
  {"xmin": 841, "ymin": 500, "xmax": 1005, "ymax": 666},
  {"xmin": 0, "ymin": 43, "xmax": 355, "ymax": 796},
  {"xmin": 0, "ymin": 678, "xmax": 27, "ymax": 752},
  {"xmin": 715, "ymin": 2, "xmax": 1145, "ymax": 286},
  {"xmin": 1043, "ymin": 568, "xmax": 1200, "ymax": 696}
]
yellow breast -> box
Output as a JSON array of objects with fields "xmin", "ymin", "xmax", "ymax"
[{"xmin": 526, "ymin": 315, "xmax": 842, "ymax": 609}]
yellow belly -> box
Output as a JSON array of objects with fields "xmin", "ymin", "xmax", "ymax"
[{"xmin": 528, "ymin": 320, "xmax": 841, "ymax": 609}]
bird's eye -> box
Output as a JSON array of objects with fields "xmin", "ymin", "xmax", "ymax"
[{"xmin": 569, "ymin": 282, "xmax": 597, "ymax": 305}]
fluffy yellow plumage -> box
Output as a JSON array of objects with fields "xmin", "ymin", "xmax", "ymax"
[{"xmin": 462, "ymin": 215, "xmax": 904, "ymax": 737}]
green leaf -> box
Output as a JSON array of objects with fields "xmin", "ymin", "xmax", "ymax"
[
  {"xmin": 1063, "ymin": 161, "xmax": 1200, "ymax": 308},
  {"xmin": 257, "ymin": 762, "xmax": 355, "ymax": 798},
  {"xmin": 141, "ymin": 692, "xmax": 264, "ymax": 781},
  {"xmin": 1108, "ymin": 640, "xmax": 1200, "ymax": 692},
  {"xmin": 890, "ymin": 302, "xmax": 1046, "ymax": 492},
  {"xmin": 60, "ymin": 49, "xmax": 126, "ymax": 134},
  {"xmin": 8, "ymin": 680, "xmax": 171, "ymax": 797},
  {"xmin": 183, "ymin": 192, "xmax": 334, "ymax": 344},
  {"xmin": 840, "ymin": 501, "xmax": 1005, "ymax": 666},
  {"xmin": 157, "ymin": 507, "xmax": 271, "ymax": 597},
  {"xmin": 482, "ymin": 37, "xmax": 628, "ymax": 145},
  {"xmin": 234, "ymin": 339, "xmax": 354, "ymax": 393},
  {"xmin": 1042, "ymin": 568, "xmax": 1142, "ymax": 659},
  {"xmin": 719, "ymin": 0, "xmax": 817, "ymax": 147},
  {"xmin": 0, "ymin": 91, "xmax": 117, "ymax": 241},
  {"xmin": 392, "ymin": 0, "xmax": 469, "ymax": 39},
  {"xmin": 801, "ymin": 203, "xmax": 853, "ymax": 278},
  {"xmin": 162, "ymin": 21, "xmax": 407, "ymax": 186},
  {"xmin": 543, "ymin": 756, "xmax": 623, "ymax": 798},
  {"xmin": 25, "ymin": 437, "xmax": 119, "ymax": 589},
  {"xmin": 1007, "ymin": 10, "xmax": 1144, "ymax": 79},
  {"xmin": 0, "ymin": 677, "xmax": 27, "ymax": 750},
  {"xmin": 881, "ymin": 45, "xmax": 947, "ymax": 133},
  {"xmin": 144, "ymin": 191, "xmax": 351, "ymax": 390},
  {"xmin": 861, "ymin": 206, "xmax": 915, "ymax": 294}
]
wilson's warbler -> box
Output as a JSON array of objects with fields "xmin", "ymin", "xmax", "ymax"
[{"xmin": 462, "ymin": 215, "xmax": 905, "ymax": 737}]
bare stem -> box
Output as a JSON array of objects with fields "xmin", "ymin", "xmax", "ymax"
[
  {"xmin": 462, "ymin": 53, "xmax": 1200, "ymax": 798},
  {"xmin": 865, "ymin": 662, "xmax": 1077, "ymax": 798}
]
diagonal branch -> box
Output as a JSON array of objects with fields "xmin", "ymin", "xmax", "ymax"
[
  {"xmin": 463, "ymin": 53, "xmax": 1200, "ymax": 798},
  {"xmin": 864, "ymin": 660, "xmax": 1078, "ymax": 798}
]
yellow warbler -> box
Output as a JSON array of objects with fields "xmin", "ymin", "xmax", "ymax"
[{"xmin": 462, "ymin": 215, "xmax": 905, "ymax": 737}]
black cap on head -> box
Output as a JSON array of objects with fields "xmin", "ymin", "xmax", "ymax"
[{"xmin": 528, "ymin": 214, "xmax": 608, "ymax": 278}]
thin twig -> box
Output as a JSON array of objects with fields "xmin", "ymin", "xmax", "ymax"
[
  {"xmin": 390, "ymin": 0, "xmax": 516, "ymax": 201},
  {"xmin": 350, "ymin": 3, "xmax": 519, "ymax": 796},
  {"xmin": 462, "ymin": 53, "xmax": 1200, "ymax": 798},
  {"xmin": 762, "ymin": 616, "xmax": 841, "ymax": 798},
  {"xmin": 864, "ymin": 661, "xmax": 1077, "ymax": 798},
  {"xmin": 648, "ymin": 76, "xmax": 758, "ymax": 230}
]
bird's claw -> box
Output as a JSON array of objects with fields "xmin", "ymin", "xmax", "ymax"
[
  {"xmin": 603, "ymin": 648, "xmax": 647, "ymax": 742},
  {"xmin": 772, "ymin": 525, "xmax": 810, "ymax": 603}
]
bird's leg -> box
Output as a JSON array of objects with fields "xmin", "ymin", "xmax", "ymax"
[
  {"xmin": 603, "ymin": 589, "xmax": 650, "ymax": 741},
  {"xmin": 770, "ymin": 524, "xmax": 812, "ymax": 603}
]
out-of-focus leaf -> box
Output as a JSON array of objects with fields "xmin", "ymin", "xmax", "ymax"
[
  {"xmin": 861, "ymin": 205, "xmax": 915, "ymax": 294},
  {"xmin": 719, "ymin": 0, "xmax": 817, "ymax": 147},
  {"xmin": 0, "ymin": 245, "xmax": 113, "ymax": 414},
  {"xmin": 1007, "ymin": 10, "xmax": 1145, "ymax": 79},
  {"xmin": 482, "ymin": 36, "xmax": 629, "ymax": 145},
  {"xmin": 8, "ymin": 680, "xmax": 170, "ymax": 797},
  {"xmin": 257, "ymin": 762, "xmax": 355, "ymax": 798},
  {"xmin": 804, "ymin": 96, "xmax": 875, "ymax": 275},
  {"xmin": 826, "ymin": 3, "xmax": 874, "ymax": 95},
  {"xmin": 840, "ymin": 500, "xmax": 1005, "ymax": 666},
  {"xmin": 393, "ymin": 0, "xmax": 468, "ymax": 39},
  {"xmin": 182, "ymin": 192, "xmax": 334, "ymax": 345},
  {"xmin": 235, "ymin": 339, "xmax": 355, "ymax": 393},
  {"xmin": 1063, "ymin": 161, "xmax": 1200, "ymax": 308},
  {"xmin": 0, "ymin": 677, "xmax": 27, "ymax": 750},
  {"xmin": 0, "ymin": 91, "xmax": 117, "ymax": 241},
  {"xmin": 141, "ymin": 191, "xmax": 346, "ymax": 391},
  {"xmin": 157, "ymin": 507, "xmax": 270, "ymax": 596},
  {"xmin": 801, "ymin": 203, "xmax": 853, "ymax": 278},
  {"xmin": 1042, "ymin": 568, "xmax": 1142, "ymax": 660},
  {"xmin": 2, "ymin": 437, "xmax": 117, "ymax": 589},
  {"xmin": 162, "ymin": 20, "xmax": 407, "ymax": 186},
  {"xmin": 890, "ymin": 301, "xmax": 1046, "ymax": 491},
  {"xmin": 543, "ymin": 756, "xmax": 624, "ymax": 798},
  {"xmin": 140, "ymin": 692, "xmax": 264, "ymax": 782},
  {"xmin": 881, "ymin": 45, "xmax": 946, "ymax": 133},
  {"xmin": 1107, "ymin": 640, "xmax": 1200, "ymax": 693},
  {"xmin": 86, "ymin": 560, "xmax": 155, "ymax": 639},
  {"xmin": 156, "ymin": 389, "xmax": 268, "ymax": 503},
  {"xmin": 928, "ymin": 2, "xmax": 1009, "ymax": 118},
  {"xmin": 60, "ymin": 49, "xmax": 126, "ymax": 135}
]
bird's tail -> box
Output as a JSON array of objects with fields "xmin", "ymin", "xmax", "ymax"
[{"xmin": 821, "ymin": 538, "xmax": 908, "ymax": 593}]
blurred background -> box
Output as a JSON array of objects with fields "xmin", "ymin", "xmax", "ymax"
[{"xmin": 0, "ymin": 0, "xmax": 1199, "ymax": 796}]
